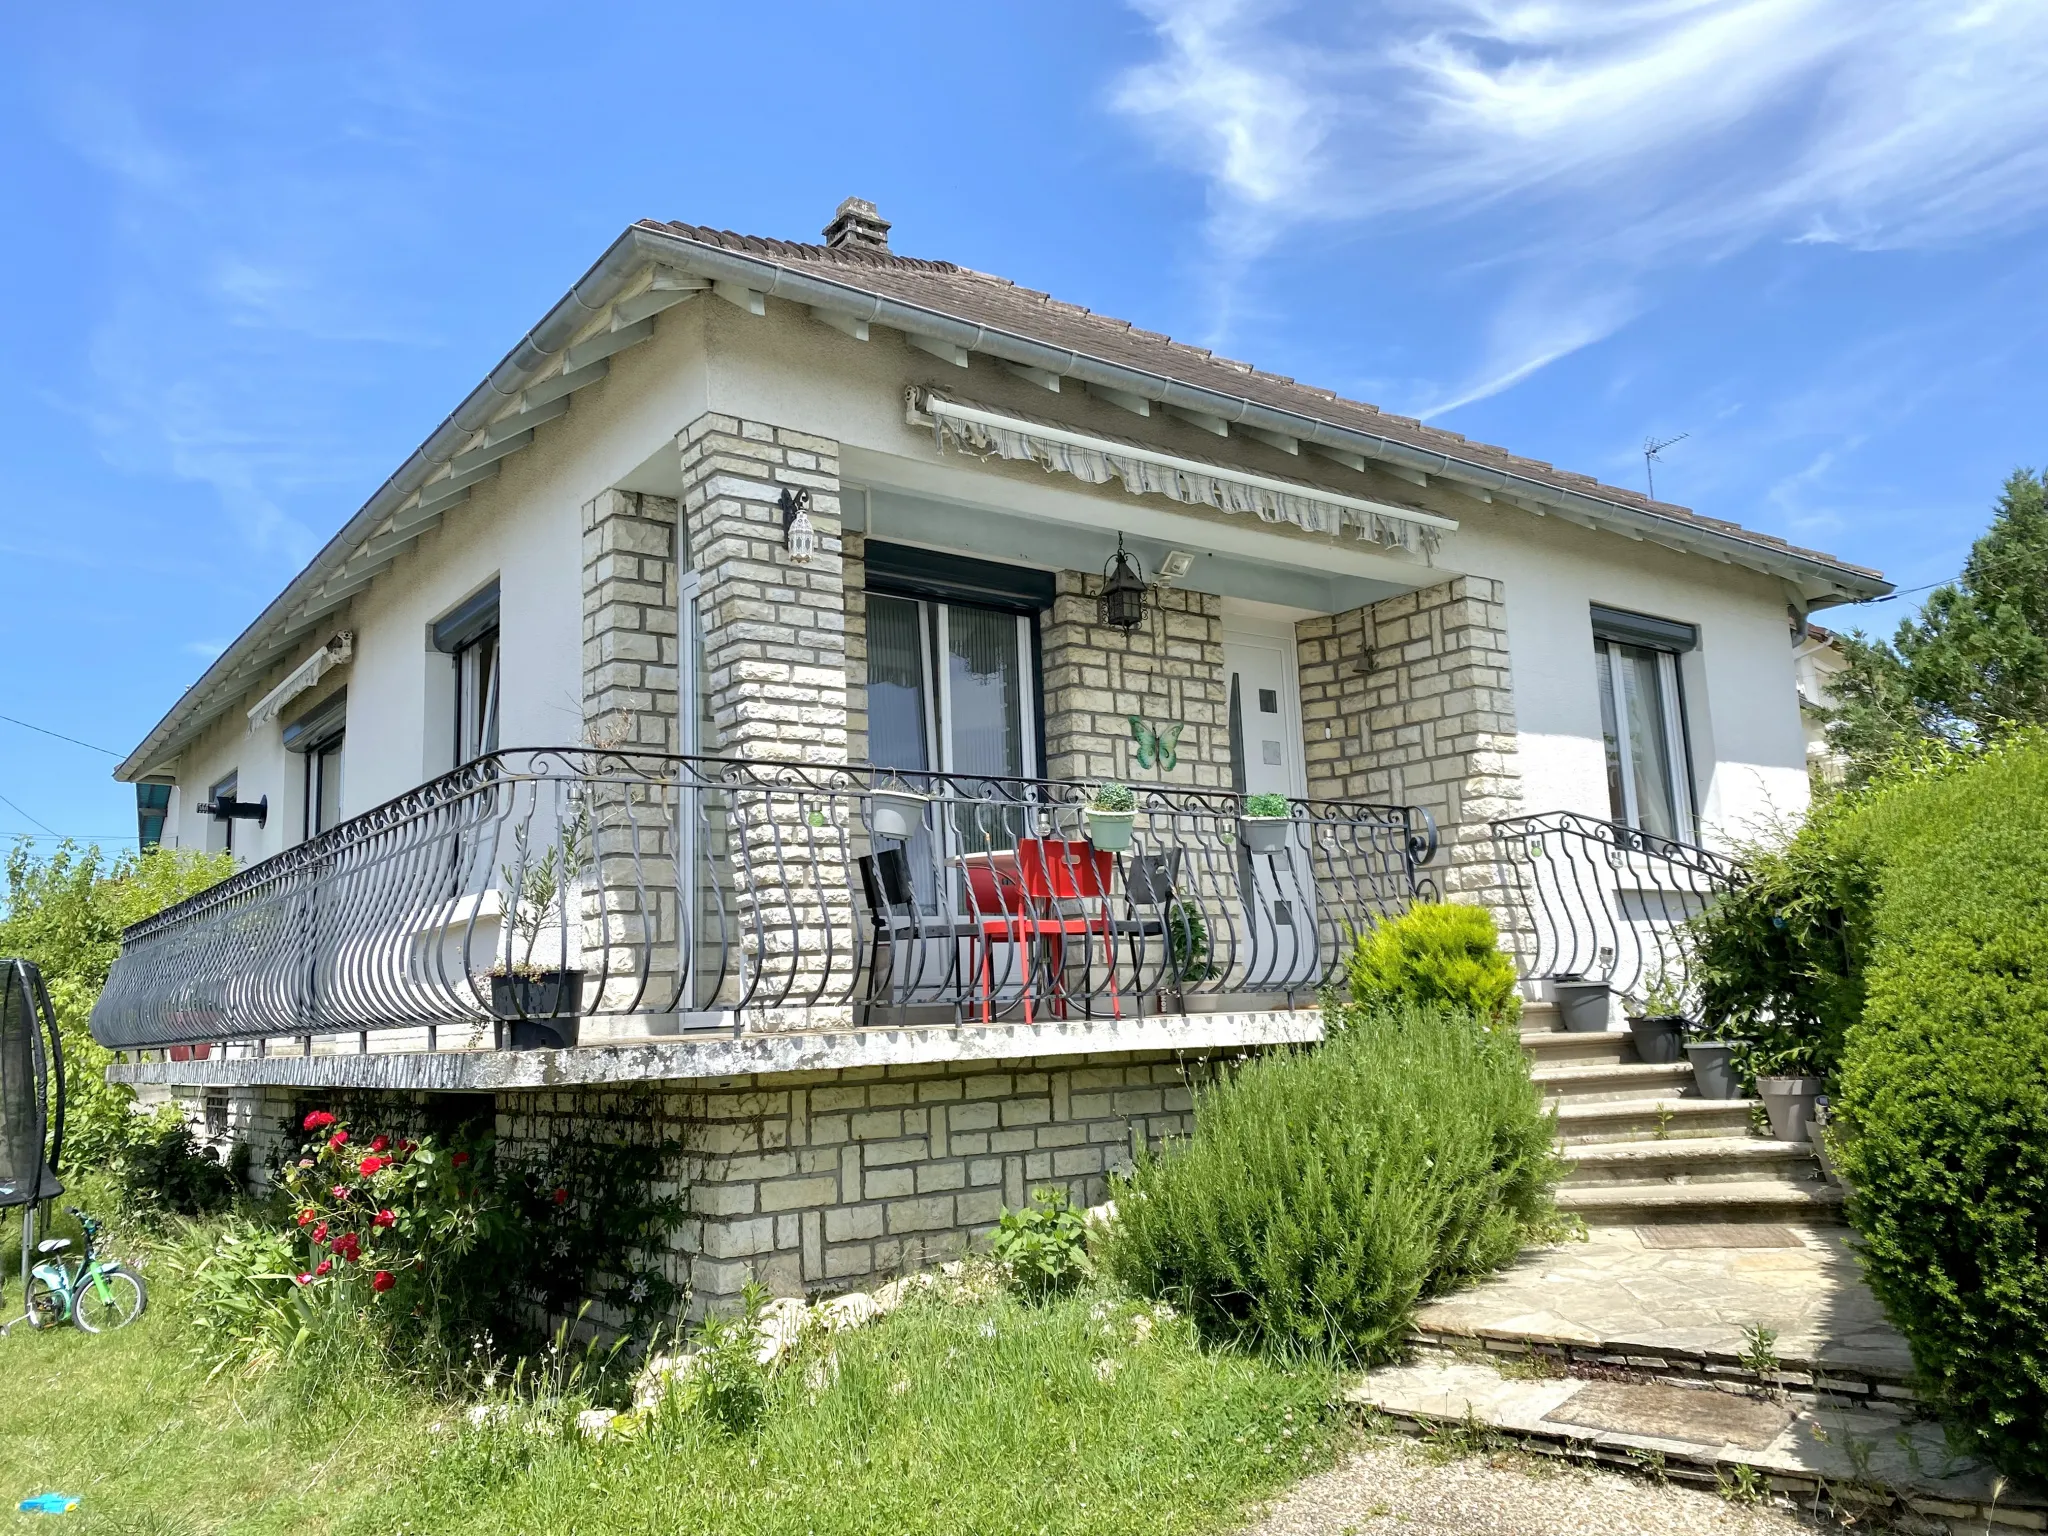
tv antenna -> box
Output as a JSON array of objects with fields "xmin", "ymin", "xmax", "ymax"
[{"xmin": 1643, "ymin": 433, "xmax": 1688, "ymax": 502}]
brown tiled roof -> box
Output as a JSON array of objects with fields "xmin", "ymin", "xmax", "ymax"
[{"xmin": 642, "ymin": 219, "xmax": 1883, "ymax": 584}]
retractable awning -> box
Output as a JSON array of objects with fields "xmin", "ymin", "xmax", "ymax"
[{"xmin": 912, "ymin": 391, "xmax": 1456, "ymax": 559}]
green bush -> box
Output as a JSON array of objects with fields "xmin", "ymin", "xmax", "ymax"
[
  {"xmin": 1242, "ymin": 793, "xmax": 1291, "ymax": 818},
  {"xmin": 989, "ymin": 1187, "xmax": 1093, "ymax": 1301},
  {"xmin": 1104, "ymin": 1002, "xmax": 1558, "ymax": 1361},
  {"xmin": 1347, "ymin": 902, "xmax": 1520, "ymax": 1023},
  {"xmin": 116, "ymin": 1107, "xmax": 241, "ymax": 1224},
  {"xmin": 1835, "ymin": 734, "xmax": 2048, "ymax": 1481}
]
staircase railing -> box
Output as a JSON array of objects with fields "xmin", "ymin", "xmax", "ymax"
[{"xmin": 1489, "ymin": 811, "xmax": 1743, "ymax": 1008}]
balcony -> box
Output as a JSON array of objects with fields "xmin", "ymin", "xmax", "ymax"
[{"xmin": 92, "ymin": 749, "xmax": 1438, "ymax": 1072}]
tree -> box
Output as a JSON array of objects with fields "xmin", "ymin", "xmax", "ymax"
[
  {"xmin": 1827, "ymin": 470, "xmax": 2048, "ymax": 781},
  {"xmin": 0, "ymin": 839, "xmax": 236, "ymax": 1168}
]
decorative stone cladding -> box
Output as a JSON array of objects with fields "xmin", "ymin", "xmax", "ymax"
[
  {"xmin": 1040, "ymin": 573, "xmax": 1231, "ymax": 789},
  {"xmin": 581, "ymin": 490, "xmax": 681, "ymax": 750},
  {"xmin": 676, "ymin": 415, "xmax": 847, "ymax": 765},
  {"xmin": 675, "ymin": 415, "xmax": 854, "ymax": 1028},
  {"xmin": 1296, "ymin": 576, "xmax": 1527, "ymax": 925}
]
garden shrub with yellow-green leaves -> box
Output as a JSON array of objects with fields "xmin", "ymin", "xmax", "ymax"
[{"xmin": 1346, "ymin": 901, "xmax": 1520, "ymax": 1023}]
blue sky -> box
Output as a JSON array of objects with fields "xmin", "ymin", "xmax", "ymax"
[{"xmin": 3, "ymin": 0, "xmax": 2045, "ymax": 851}]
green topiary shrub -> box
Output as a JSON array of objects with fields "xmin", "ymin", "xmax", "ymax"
[
  {"xmin": 1347, "ymin": 902, "xmax": 1521, "ymax": 1023},
  {"xmin": 1103, "ymin": 1002, "xmax": 1558, "ymax": 1361},
  {"xmin": 1835, "ymin": 733, "xmax": 2048, "ymax": 1480}
]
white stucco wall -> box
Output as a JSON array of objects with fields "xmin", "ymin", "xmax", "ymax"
[{"xmin": 148, "ymin": 288, "xmax": 1829, "ymax": 861}]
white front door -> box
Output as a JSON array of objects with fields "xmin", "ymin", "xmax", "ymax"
[{"xmin": 1222, "ymin": 631, "xmax": 1306, "ymax": 799}]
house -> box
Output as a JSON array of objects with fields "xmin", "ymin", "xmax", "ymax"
[{"xmin": 90, "ymin": 199, "xmax": 1890, "ymax": 1315}]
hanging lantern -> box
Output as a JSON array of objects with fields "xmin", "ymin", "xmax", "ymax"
[
  {"xmin": 779, "ymin": 487, "xmax": 817, "ymax": 564},
  {"xmin": 1098, "ymin": 533, "xmax": 1147, "ymax": 633}
]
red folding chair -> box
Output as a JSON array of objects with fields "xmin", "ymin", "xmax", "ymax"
[{"xmin": 963, "ymin": 838, "xmax": 1121, "ymax": 1023}]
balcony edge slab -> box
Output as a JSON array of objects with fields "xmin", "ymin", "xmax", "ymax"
[{"xmin": 106, "ymin": 1009, "xmax": 1327, "ymax": 1092}]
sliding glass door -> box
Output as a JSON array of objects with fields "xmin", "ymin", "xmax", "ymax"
[{"xmin": 866, "ymin": 594, "xmax": 1035, "ymax": 782}]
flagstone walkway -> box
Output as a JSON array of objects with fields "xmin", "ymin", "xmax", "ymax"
[{"xmin": 1411, "ymin": 1223, "xmax": 1913, "ymax": 1385}]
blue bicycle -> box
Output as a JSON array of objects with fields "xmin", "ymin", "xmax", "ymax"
[{"xmin": 22, "ymin": 1208, "xmax": 146, "ymax": 1333}]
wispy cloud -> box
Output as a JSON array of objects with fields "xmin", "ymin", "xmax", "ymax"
[{"xmin": 1116, "ymin": 0, "xmax": 2048, "ymax": 389}]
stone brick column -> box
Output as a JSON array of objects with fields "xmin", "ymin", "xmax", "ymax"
[
  {"xmin": 1040, "ymin": 574, "xmax": 1230, "ymax": 790},
  {"xmin": 676, "ymin": 414, "xmax": 854, "ymax": 1030},
  {"xmin": 577, "ymin": 491, "xmax": 682, "ymax": 1013},
  {"xmin": 1296, "ymin": 576, "xmax": 1528, "ymax": 944}
]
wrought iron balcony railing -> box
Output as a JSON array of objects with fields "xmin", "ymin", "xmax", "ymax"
[
  {"xmin": 1489, "ymin": 809, "xmax": 1743, "ymax": 1009},
  {"xmin": 92, "ymin": 749, "xmax": 1438, "ymax": 1051}
]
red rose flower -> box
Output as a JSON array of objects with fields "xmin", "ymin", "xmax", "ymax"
[
  {"xmin": 358, "ymin": 1155, "xmax": 386, "ymax": 1177},
  {"xmin": 371, "ymin": 1270, "xmax": 395, "ymax": 1294},
  {"xmin": 296, "ymin": 1209, "xmax": 317, "ymax": 1228},
  {"xmin": 312, "ymin": 1222, "xmax": 329, "ymax": 1245},
  {"xmin": 370, "ymin": 1135, "xmax": 390, "ymax": 1153},
  {"xmin": 451, "ymin": 1151, "xmax": 470, "ymax": 1168},
  {"xmin": 294, "ymin": 1273, "xmax": 313, "ymax": 1285},
  {"xmin": 332, "ymin": 1185, "xmax": 349, "ymax": 1200},
  {"xmin": 303, "ymin": 1111, "xmax": 336, "ymax": 1131},
  {"xmin": 314, "ymin": 1258, "xmax": 332, "ymax": 1277},
  {"xmin": 332, "ymin": 1232, "xmax": 362, "ymax": 1263},
  {"xmin": 374, "ymin": 1209, "xmax": 396, "ymax": 1228},
  {"xmin": 328, "ymin": 1129, "xmax": 349, "ymax": 1149},
  {"xmin": 552, "ymin": 1187, "xmax": 569, "ymax": 1206},
  {"xmin": 398, "ymin": 1139, "xmax": 417, "ymax": 1156}
]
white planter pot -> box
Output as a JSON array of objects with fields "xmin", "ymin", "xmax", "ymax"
[
  {"xmin": 869, "ymin": 789, "xmax": 929, "ymax": 841},
  {"xmin": 1240, "ymin": 817, "xmax": 1291, "ymax": 855}
]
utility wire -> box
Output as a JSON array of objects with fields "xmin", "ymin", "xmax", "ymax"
[
  {"xmin": 0, "ymin": 713, "xmax": 122, "ymax": 757},
  {"xmin": 0, "ymin": 789, "xmax": 60, "ymax": 838},
  {"xmin": 1840, "ymin": 578, "xmax": 1946, "ymax": 607}
]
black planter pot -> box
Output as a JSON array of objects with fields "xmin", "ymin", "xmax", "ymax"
[
  {"xmin": 491, "ymin": 970, "xmax": 584, "ymax": 1050},
  {"xmin": 1627, "ymin": 1013, "xmax": 1687, "ymax": 1064}
]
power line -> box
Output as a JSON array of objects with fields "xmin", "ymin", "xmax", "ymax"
[
  {"xmin": 0, "ymin": 789, "xmax": 60, "ymax": 838},
  {"xmin": 0, "ymin": 714, "xmax": 122, "ymax": 757}
]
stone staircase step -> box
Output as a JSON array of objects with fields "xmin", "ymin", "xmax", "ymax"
[
  {"xmin": 1517, "ymin": 1027, "xmax": 1634, "ymax": 1068},
  {"xmin": 1551, "ymin": 1097, "xmax": 1755, "ymax": 1143},
  {"xmin": 1533, "ymin": 1061, "xmax": 1697, "ymax": 1103},
  {"xmin": 1559, "ymin": 1137, "xmax": 1821, "ymax": 1189},
  {"xmin": 1345, "ymin": 1359, "xmax": 2025, "ymax": 1526},
  {"xmin": 1556, "ymin": 1178, "xmax": 1846, "ymax": 1225}
]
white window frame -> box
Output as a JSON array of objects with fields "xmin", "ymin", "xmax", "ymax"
[{"xmin": 1600, "ymin": 640, "xmax": 1695, "ymax": 843}]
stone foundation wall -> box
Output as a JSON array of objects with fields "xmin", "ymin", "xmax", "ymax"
[
  {"xmin": 191, "ymin": 1051, "xmax": 1215, "ymax": 1321},
  {"xmin": 1041, "ymin": 574, "xmax": 1229, "ymax": 789}
]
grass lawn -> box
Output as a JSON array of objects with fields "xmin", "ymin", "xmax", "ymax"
[{"xmin": 0, "ymin": 1251, "xmax": 1338, "ymax": 1535}]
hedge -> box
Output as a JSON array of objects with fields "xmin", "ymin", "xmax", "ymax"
[{"xmin": 1835, "ymin": 735, "xmax": 2048, "ymax": 1480}]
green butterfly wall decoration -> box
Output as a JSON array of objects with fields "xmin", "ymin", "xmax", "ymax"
[{"xmin": 1129, "ymin": 715, "xmax": 1186, "ymax": 772}]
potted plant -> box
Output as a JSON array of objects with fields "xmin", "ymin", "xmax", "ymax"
[
  {"xmin": 490, "ymin": 817, "xmax": 586, "ymax": 1050},
  {"xmin": 868, "ymin": 784, "xmax": 929, "ymax": 841},
  {"xmin": 1684, "ymin": 1020, "xmax": 1742, "ymax": 1100},
  {"xmin": 1623, "ymin": 968, "xmax": 1688, "ymax": 1063},
  {"xmin": 1084, "ymin": 782, "xmax": 1138, "ymax": 852},
  {"xmin": 1239, "ymin": 792, "xmax": 1294, "ymax": 854},
  {"xmin": 1749, "ymin": 1039, "xmax": 1825, "ymax": 1143},
  {"xmin": 1549, "ymin": 973, "xmax": 1613, "ymax": 1032}
]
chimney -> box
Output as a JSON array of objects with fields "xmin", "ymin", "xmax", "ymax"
[{"xmin": 822, "ymin": 197, "xmax": 891, "ymax": 252}]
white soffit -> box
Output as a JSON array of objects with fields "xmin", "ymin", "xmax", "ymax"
[
  {"xmin": 909, "ymin": 391, "xmax": 1456, "ymax": 559},
  {"xmin": 248, "ymin": 633, "xmax": 352, "ymax": 732}
]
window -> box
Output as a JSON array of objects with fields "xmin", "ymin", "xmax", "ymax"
[
  {"xmin": 284, "ymin": 689, "xmax": 347, "ymax": 839},
  {"xmin": 207, "ymin": 772, "xmax": 238, "ymax": 854},
  {"xmin": 1592, "ymin": 606, "xmax": 1697, "ymax": 843},
  {"xmin": 432, "ymin": 582, "xmax": 501, "ymax": 766}
]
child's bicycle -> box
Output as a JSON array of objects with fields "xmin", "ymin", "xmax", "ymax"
[{"xmin": 19, "ymin": 1208, "xmax": 147, "ymax": 1333}]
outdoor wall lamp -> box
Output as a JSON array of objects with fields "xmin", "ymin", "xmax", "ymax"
[
  {"xmin": 778, "ymin": 487, "xmax": 817, "ymax": 564},
  {"xmin": 1099, "ymin": 533, "xmax": 1147, "ymax": 633},
  {"xmin": 200, "ymin": 794, "xmax": 268, "ymax": 828}
]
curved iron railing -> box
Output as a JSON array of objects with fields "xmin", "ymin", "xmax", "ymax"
[
  {"xmin": 1489, "ymin": 810, "xmax": 1742, "ymax": 1009},
  {"xmin": 92, "ymin": 749, "xmax": 1437, "ymax": 1050}
]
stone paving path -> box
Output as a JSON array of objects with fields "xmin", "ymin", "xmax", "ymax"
[{"xmin": 1412, "ymin": 1223, "xmax": 1912, "ymax": 1380}]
